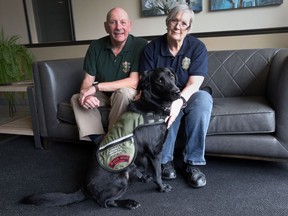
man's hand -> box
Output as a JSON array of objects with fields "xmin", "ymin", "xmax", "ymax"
[
  {"xmin": 80, "ymin": 95, "xmax": 100, "ymax": 109},
  {"xmin": 79, "ymin": 86, "xmax": 99, "ymax": 109}
]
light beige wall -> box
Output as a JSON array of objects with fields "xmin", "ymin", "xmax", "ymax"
[
  {"xmin": 1, "ymin": 0, "xmax": 288, "ymax": 61},
  {"xmin": 71, "ymin": 0, "xmax": 288, "ymax": 40},
  {"xmin": 2, "ymin": 0, "xmax": 288, "ymax": 42},
  {"xmin": 29, "ymin": 45, "xmax": 88, "ymax": 61},
  {"xmin": 202, "ymin": 32, "xmax": 288, "ymax": 51},
  {"xmin": 29, "ymin": 0, "xmax": 288, "ymax": 61},
  {"xmin": 29, "ymin": 32, "xmax": 288, "ymax": 61},
  {"xmin": 0, "ymin": 0, "xmax": 29, "ymax": 44}
]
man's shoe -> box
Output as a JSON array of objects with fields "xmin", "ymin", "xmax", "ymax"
[
  {"xmin": 186, "ymin": 165, "xmax": 206, "ymax": 188},
  {"xmin": 161, "ymin": 161, "xmax": 176, "ymax": 180}
]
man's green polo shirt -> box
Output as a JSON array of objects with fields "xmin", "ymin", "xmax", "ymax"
[{"xmin": 83, "ymin": 34, "xmax": 147, "ymax": 82}]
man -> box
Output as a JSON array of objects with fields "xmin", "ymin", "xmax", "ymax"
[{"xmin": 71, "ymin": 7, "xmax": 147, "ymax": 143}]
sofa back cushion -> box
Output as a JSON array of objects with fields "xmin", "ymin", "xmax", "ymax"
[{"xmin": 203, "ymin": 49, "xmax": 280, "ymax": 98}]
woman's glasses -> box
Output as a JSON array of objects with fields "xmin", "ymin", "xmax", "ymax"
[{"xmin": 169, "ymin": 19, "xmax": 190, "ymax": 30}]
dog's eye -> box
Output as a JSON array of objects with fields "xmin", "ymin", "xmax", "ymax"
[
  {"xmin": 170, "ymin": 75, "xmax": 175, "ymax": 80},
  {"xmin": 158, "ymin": 78, "xmax": 164, "ymax": 83}
]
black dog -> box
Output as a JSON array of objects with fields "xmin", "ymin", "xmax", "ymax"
[{"xmin": 21, "ymin": 67, "xmax": 180, "ymax": 210}]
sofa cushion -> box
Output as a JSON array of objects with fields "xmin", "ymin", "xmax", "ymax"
[
  {"xmin": 57, "ymin": 102, "xmax": 77, "ymax": 124},
  {"xmin": 207, "ymin": 97, "xmax": 275, "ymax": 135}
]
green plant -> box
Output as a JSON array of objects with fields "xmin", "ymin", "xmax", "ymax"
[{"xmin": 0, "ymin": 28, "xmax": 34, "ymax": 85}]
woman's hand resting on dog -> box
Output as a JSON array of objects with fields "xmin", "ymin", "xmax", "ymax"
[{"xmin": 166, "ymin": 98, "xmax": 183, "ymax": 128}]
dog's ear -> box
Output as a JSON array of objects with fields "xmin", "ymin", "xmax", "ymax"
[
  {"xmin": 137, "ymin": 71, "xmax": 151, "ymax": 91},
  {"xmin": 166, "ymin": 67, "xmax": 178, "ymax": 84}
]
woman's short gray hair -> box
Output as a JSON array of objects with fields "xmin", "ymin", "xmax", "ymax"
[{"xmin": 165, "ymin": 4, "xmax": 195, "ymax": 29}]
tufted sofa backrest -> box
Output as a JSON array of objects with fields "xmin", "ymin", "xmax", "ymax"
[{"xmin": 203, "ymin": 48, "xmax": 281, "ymax": 98}]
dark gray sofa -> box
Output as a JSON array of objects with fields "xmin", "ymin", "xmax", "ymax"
[{"xmin": 28, "ymin": 48, "xmax": 288, "ymax": 160}]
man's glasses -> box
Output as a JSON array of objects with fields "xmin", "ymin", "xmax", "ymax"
[{"xmin": 169, "ymin": 19, "xmax": 190, "ymax": 30}]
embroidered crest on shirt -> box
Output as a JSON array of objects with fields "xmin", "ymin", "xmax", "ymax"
[
  {"xmin": 182, "ymin": 57, "xmax": 191, "ymax": 70},
  {"xmin": 122, "ymin": 61, "xmax": 131, "ymax": 73}
]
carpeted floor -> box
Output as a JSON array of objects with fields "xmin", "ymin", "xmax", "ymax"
[{"xmin": 1, "ymin": 135, "xmax": 288, "ymax": 216}]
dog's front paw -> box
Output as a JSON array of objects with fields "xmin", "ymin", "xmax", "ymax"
[
  {"xmin": 125, "ymin": 200, "xmax": 141, "ymax": 210},
  {"xmin": 110, "ymin": 199, "xmax": 141, "ymax": 209},
  {"xmin": 158, "ymin": 183, "xmax": 172, "ymax": 193}
]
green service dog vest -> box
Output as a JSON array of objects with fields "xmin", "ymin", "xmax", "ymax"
[{"xmin": 96, "ymin": 111, "xmax": 166, "ymax": 172}]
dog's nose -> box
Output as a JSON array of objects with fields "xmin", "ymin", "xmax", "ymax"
[
  {"xmin": 172, "ymin": 90, "xmax": 181, "ymax": 98},
  {"xmin": 175, "ymin": 89, "xmax": 181, "ymax": 95}
]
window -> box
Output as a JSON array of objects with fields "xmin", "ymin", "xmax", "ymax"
[{"xmin": 24, "ymin": 0, "xmax": 75, "ymax": 43}]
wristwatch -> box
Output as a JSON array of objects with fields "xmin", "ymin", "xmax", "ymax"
[
  {"xmin": 92, "ymin": 82, "xmax": 100, "ymax": 92},
  {"xmin": 179, "ymin": 96, "xmax": 187, "ymax": 108}
]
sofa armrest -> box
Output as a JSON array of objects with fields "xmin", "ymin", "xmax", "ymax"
[
  {"xmin": 32, "ymin": 58, "xmax": 84, "ymax": 140},
  {"xmin": 267, "ymin": 48, "xmax": 288, "ymax": 146}
]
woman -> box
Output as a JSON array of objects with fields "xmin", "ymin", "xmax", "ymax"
[{"xmin": 139, "ymin": 4, "xmax": 213, "ymax": 188}]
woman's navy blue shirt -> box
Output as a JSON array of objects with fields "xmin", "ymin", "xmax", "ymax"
[{"xmin": 139, "ymin": 33, "xmax": 208, "ymax": 90}]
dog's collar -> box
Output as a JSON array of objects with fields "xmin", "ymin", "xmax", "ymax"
[{"xmin": 139, "ymin": 89, "xmax": 172, "ymax": 116}]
